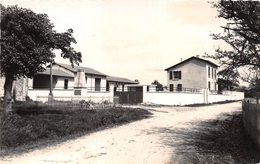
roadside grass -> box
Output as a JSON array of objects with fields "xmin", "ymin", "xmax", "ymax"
[
  {"xmin": 140, "ymin": 100, "xmax": 241, "ymax": 107},
  {"xmin": 0, "ymin": 102, "xmax": 152, "ymax": 157},
  {"xmin": 170, "ymin": 111, "xmax": 260, "ymax": 163},
  {"xmin": 184, "ymin": 100, "xmax": 241, "ymax": 107}
]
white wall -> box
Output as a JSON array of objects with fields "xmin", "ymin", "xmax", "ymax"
[
  {"xmin": 143, "ymin": 88, "xmax": 244, "ymax": 106},
  {"xmin": 143, "ymin": 86, "xmax": 205, "ymax": 105},
  {"xmin": 28, "ymin": 89, "xmax": 74, "ymax": 101},
  {"xmin": 55, "ymin": 77, "xmax": 74, "ymax": 89}
]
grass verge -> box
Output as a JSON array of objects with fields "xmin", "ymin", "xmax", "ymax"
[
  {"xmin": 170, "ymin": 111, "xmax": 260, "ymax": 163},
  {"xmin": 0, "ymin": 104, "xmax": 152, "ymax": 157}
]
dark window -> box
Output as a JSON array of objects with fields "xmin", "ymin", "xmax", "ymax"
[
  {"xmin": 169, "ymin": 71, "xmax": 172, "ymax": 80},
  {"xmin": 212, "ymin": 68, "xmax": 214, "ymax": 78},
  {"xmin": 173, "ymin": 71, "xmax": 181, "ymax": 79},
  {"xmin": 170, "ymin": 84, "xmax": 174, "ymax": 92},
  {"xmin": 208, "ymin": 81, "xmax": 211, "ymax": 90},
  {"xmin": 106, "ymin": 82, "xmax": 109, "ymax": 91},
  {"xmin": 177, "ymin": 84, "xmax": 182, "ymax": 91},
  {"xmin": 64, "ymin": 79, "xmax": 68, "ymax": 89},
  {"xmin": 95, "ymin": 78, "xmax": 101, "ymax": 91},
  {"xmin": 208, "ymin": 67, "xmax": 210, "ymax": 78},
  {"xmin": 147, "ymin": 86, "xmax": 150, "ymax": 91}
]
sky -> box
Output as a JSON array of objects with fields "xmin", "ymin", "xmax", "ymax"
[{"xmin": 1, "ymin": 0, "xmax": 230, "ymax": 85}]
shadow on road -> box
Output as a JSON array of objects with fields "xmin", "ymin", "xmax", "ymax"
[{"xmin": 157, "ymin": 111, "xmax": 260, "ymax": 163}]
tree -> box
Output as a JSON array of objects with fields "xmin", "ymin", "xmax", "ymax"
[
  {"xmin": 0, "ymin": 5, "xmax": 82, "ymax": 110},
  {"xmin": 134, "ymin": 79, "xmax": 140, "ymax": 84},
  {"xmin": 204, "ymin": 1, "xmax": 260, "ymax": 102},
  {"xmin": 151, "ymin": 80, "xmax": 163, "ymax": 91},
  {"xmin": 217, "ymin": 78, "xmax": 239, "ymax": 93}
]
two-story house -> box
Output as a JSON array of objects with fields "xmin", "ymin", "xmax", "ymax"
[{"xmin": 165, "ymin": 56, "xmax": 218, "ymax": 91}]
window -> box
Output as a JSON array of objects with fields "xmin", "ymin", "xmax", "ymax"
[
  {"xmin": 169, "ymin": 84, "xmax": 174, "ymax": 92},
  {"xmin": 212, "ymin": 68, "xmax": 214, "ymax": 78},
  {"xmin": 208, "ymin": 81, "xmax": 211, "ymax": 90},
  {"xmin": 177, "ymin": 84, "xmax": 182, "ymax": 91},
  {"xmin": 169, "ymin": 71, "xmax": 172, "ymax": 80},
  {"xmin": 208, "ymin": 67, "xmax": 210, "ymax": 78},
  {"xmin": 215, "ymin": 69, "xmax": 217, "ymax": 78},
  {"xmin": 106, "ymin": 82, "xmax": 109, "ymax": 91},
  {"xmin": 173, "ymin": 71, "xmax": 181, "ymax": 79},
  {"xmin": 95, "ymin": 78, "xmax": 101, "ymax": 91},
  {"xmin": 64, "ymin": 79, "xmax": 68, "ymax": 89}
]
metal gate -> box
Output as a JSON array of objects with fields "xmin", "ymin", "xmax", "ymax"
[{"xmin": 114, "ymin": 86, "xmax": 143, "ymax": 104}]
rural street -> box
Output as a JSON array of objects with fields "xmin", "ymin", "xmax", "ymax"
[{"xmin": 1, "ymin": 102, "xmax": 242, "ymax": 164}]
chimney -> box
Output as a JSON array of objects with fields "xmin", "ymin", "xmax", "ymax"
[
  {"xmin": 180, "ymin": 58, "xmax": 182, "ymax": 62},
  {"xmin": 74, "ymin": 69, "xmax": 87, "ymax": 88}
]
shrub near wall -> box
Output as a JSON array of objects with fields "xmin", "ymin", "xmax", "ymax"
[{"xmin": 242, "ymin": 101, "xmax": 260, "ymax": 149}]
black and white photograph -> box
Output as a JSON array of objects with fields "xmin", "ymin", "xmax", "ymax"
[{"xmin": 0, "ymin": 0, "xmax": 260, "ymax": 163}]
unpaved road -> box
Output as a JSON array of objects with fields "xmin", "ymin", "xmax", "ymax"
[{"xmin": 0, "ymin": 102, "xmax": 242, "ymax": 164}]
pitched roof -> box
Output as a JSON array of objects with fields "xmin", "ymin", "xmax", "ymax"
[
  {"xmin": 107, "ymin": 76, "xmax": 138, "ymax": 84},
  {"xmin": 165, "ymin": 56, "xmax": 218, "ymax": 71},
  {"xmin": 53, "ymin": 62, "xmax": 107, "ymax": 77},
  {"xmin": 37, "ymin": 68, "xmax": 74, "ymax": 77}
]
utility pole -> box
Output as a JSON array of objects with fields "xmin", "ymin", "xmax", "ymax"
[{"xmin": 48, "ymin": 62, "xmax": 53, "ymax": 104}]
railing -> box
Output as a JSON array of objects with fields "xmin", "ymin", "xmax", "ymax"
[
  {"xmin": 36, "ymin": 96, "xmax": 119, "ymax": 109},
  {"xmin": 87, "ymin": 87, "xmax": 109, "ymax": 92},
  {"xmin": 148, "ymin": 87, "xmax": 202, "ymax": 93},
  {"xmin": 28, "ymin": 86, "xmax": 109, "ymax": 92}
]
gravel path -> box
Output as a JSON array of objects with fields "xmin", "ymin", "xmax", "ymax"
[{"xmin": 0, "ymin": 102, "xmax": 241, "ymax": 164}]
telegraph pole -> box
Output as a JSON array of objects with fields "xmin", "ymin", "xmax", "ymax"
[{"xmin": 48, "ymin": 62, "xmax": 53, "ymax": 104}]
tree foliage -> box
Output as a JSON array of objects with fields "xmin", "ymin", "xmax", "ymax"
[
  {"xmin": 151, "ymin": 80, "xmax": 163, "ymax": 91},
  {"xmin": 0, "ymin": 5, "xmax": 82, "ymax": 110},
  {"xmin": 205, "ymin": 1, "xmax": 260, "ymax": 95}
]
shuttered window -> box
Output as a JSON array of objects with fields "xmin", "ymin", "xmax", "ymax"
[
  {"xmin": 170, "ymin": 84, "xmax": 174, "ymax": 92},
  {"xmin": 173, "ymin": 71, "xmax": 181, "ymax": 79}
]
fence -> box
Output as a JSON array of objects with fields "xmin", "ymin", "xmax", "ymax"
[
  {"xmin": 242, "ymin": 100, "xmax": 260, "ymax": 149},
  {"xmin": 149, "ymin": 87, "xmax": 202, "ymax": 93},
  {"xmin": 36, "ymin": 96, "xmax": 119, "ymax": 109}
]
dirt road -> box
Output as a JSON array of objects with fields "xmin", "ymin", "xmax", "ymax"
[{"xmin": 0, "ymin": 102, "xmax": 242, "ymax": 164}]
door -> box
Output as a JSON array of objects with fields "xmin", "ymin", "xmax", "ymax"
[
  {"xmin": 114, "ymin": 86, "xmax": 143, "ymax": 104},
  {"xmin": 95, "ymin": 78, "xmax": 101, "ymax": 91}
]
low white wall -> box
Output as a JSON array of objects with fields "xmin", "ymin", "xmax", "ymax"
[
  {"xmin": 144, "ymin": 92, "xmax": 204, "ymax": 105},
  {"xmin": 208, "ymin": 94, "xmax": 230, "ymax": 103},
  {"xmin": 208, "ymin": 91, "xmax": 244, "ymax": 103},
  {"xmin": 28, "ymin": 84, "xmax": 115, "ymax": 102},
  {"xmin": 28, "ymin": 89, "xmax": 74, "ymax": 101},
  {"xmin": 143, "ymin": 88, "xmax": 244, "ymax": 106}
]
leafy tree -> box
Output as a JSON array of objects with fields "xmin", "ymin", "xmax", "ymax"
[
  {"xmin": 217, "ymin": 78, "xmax": 239, "ymax": 92},
  {"xmin": 151, "ymin": 80, "xmax": 163, "ymax": 91},
  {"xmin": 0, "ymin": 5, "xmax": 82, "ymax": 110},
  {"xmin": 204, "ymin": 1, "xmax": 260, "ymax": 102},
  {"xmin": 134, "ymin": 79, "xmax": 140, "ymax": 84}
]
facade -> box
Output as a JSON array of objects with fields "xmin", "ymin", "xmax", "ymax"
[
  {"xmin": 107, "ymin": 76, "xmax": 138, "ymax": 92},
  {"xmin": 165, "ymin": 56, "xmax": 218, "ymax": 91},
  {"xmin": 28, "ymin": 62, "xmax": 108, "ymax": 92},
  {"xmin": 26, "ymin": 62, "xmax": 137, "ymax": 100}
]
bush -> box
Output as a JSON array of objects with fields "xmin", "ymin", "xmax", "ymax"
[{"xmin": 0, "ymin": 104, "xmax": 152, "ymax": 152}]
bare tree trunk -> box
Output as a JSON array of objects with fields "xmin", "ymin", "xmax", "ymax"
[{"xmin": 4, "ymin": 75, "xmax": 14, "ymax": 111}]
